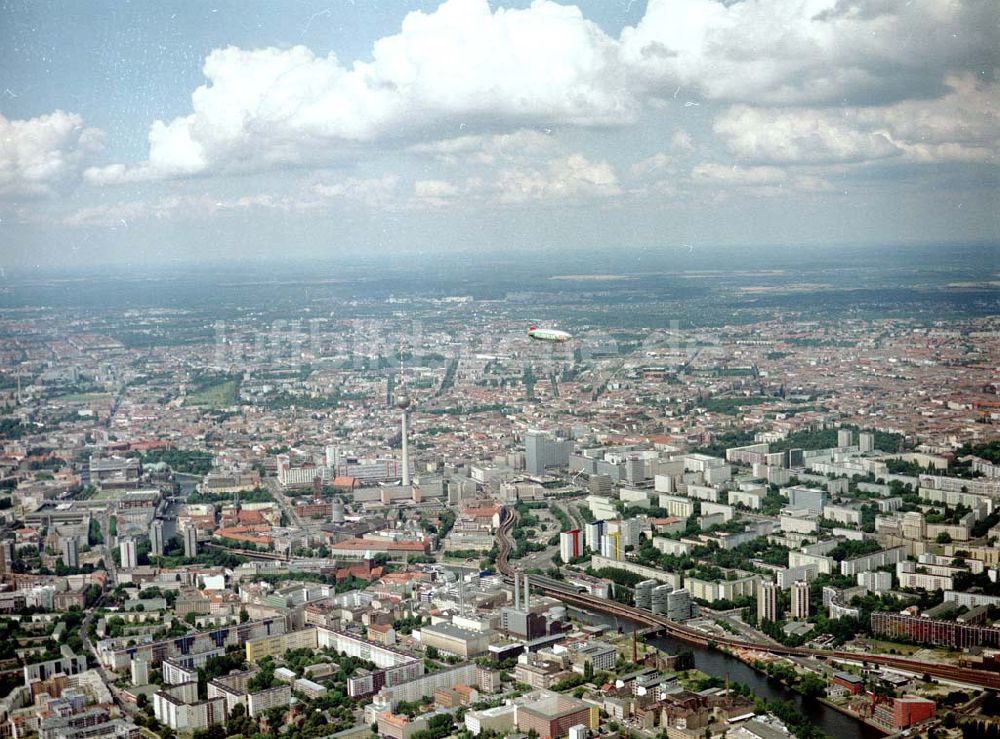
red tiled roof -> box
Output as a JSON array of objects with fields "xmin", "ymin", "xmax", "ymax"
[
  {"xmin": 331, "ymin": 538, "xmax": 428, "ymax": 552},
  {"xmin": 462, "ymin": 505, "xmax": 500, "ymax": 518}
]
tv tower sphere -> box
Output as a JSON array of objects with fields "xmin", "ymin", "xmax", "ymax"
[{"xmin": 396, "ymin": 392, "xmax": 411, "ymax": 410}]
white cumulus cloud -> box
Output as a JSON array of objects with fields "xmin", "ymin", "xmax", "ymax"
[
  {"xmin": 409, "ymin": 129, "xmax": 555, "ymax": 165},
  {"xmin": 412, "ymin": 179, "xmax": 462, "ymax": 207},
  {"xmin": 713, "ymin": 106, "xmax": 901, "ymax": 164},
  {"xmin": 714, "ymin": 76, "xmax": 999, "ymax": 165},
  {"xmin": 313, "ymin": 175, "xmax": 401, "ymax": 206},
  {"xmin": 402, "ymin": 153, "xmax": 622, "ymax": 205},
  {"xmin": 88, "ymin": 0, "xmax": 631, "ymax": 184},
  {"xmin": 630, "ymin": 152, "xmax": 671, "ymax": 177},
  {"xmin": 496, "ymin": 153, "xmax": 621, "ymax": 203},
  {"xmin": 0, "ymin": 110, "xmax": 103, "ymax": 198},
  {"xmin": 77, "ymin": 0, "xmax": 998, "ymax": 191},
  {"xmin": 691, "ymin": 163, "xmax": 831, "ymax": 194},
  {"xmin": 63, "ymin": 192, "xmax": 318, "ymax": 227},
  {"xmin": 620, "ymin": 0, "xmax": 997, "ymax": 105}
]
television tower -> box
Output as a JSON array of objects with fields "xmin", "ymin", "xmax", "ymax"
[{"xmin": 396, "ymin": 342, "xmax": 411, "ymax": 487}]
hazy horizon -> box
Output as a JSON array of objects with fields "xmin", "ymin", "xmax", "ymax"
[
  {"xmin": 1, "ymin": 241, "xmax": 995, "ymax": 326},
  {"xmin": 2, "ymin": 238, "xmax": 997, "ymax": 276}
]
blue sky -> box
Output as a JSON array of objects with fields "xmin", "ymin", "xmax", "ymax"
[{"xmin": 1, "ymin": 0, "xmax": 997, "ymax": 268}]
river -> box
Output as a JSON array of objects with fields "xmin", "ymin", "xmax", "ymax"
[
  {"xmin": 567, "ymin": 607, "xmax": 882, "ymax": 739},
  {"xmin": 646, "ymin": 634, "xmax": 885, "ymax": 739},
  {"xmin": 161, "ymin": 474, "xmax": 200, "ymax": 539}
]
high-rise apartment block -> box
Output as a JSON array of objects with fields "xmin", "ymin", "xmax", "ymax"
[
  {"xmin": 120, "ymin": 538, "xmax": 138, "ymax": 569},
  {"xmin": 791, "ymin": 581, "xmax": 810, "ymax": 620},
  {"xmin": 758, "ymin": 581, "xmax": 779, "ymax": 623}
]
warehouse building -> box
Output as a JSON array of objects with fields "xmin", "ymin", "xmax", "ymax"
[{"xmin": 420, "ymin": 622, "xmax": 490, "ymax": 659}]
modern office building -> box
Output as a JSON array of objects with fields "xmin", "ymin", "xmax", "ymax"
[
  {"xmin": 333, "ymin": 457, "xmax": 406, "ymax": 485},
  {"xmin": 588, "ymin": 475, "xmax": 614, "ymax": 496},
  {"xmin": 634, "ymin": 580, "xmax": 656, "ymax": 610},
  {"xmin": 525, "ymin": 431, "xmax": 573, "ymax": 476},
  {"xmin": 665, "ymin": 588, "xmax": 695, "ymax": 622},
  {"xmin": 650, "ymin": 584, "xmax": 672, "ymax": 616}
]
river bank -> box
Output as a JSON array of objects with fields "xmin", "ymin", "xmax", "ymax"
[
  {"xmin": 717, "ymin": 644, "xmax": 890, "ymax": 736},
  {"xmin": 646, "ymin": 634, "xmax": 885, "ymax": 739},
  {"xmin": 816, "ymin": 696, "xmax": 891, "ymax": 736},
  {"xmin": 567, "ymin": 606, "xmax": 885, "ymax": 739}
]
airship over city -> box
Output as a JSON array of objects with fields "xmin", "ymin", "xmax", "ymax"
[{"xmin": 527, "ymin": 326, "xmax": 572, "ymax": 343}]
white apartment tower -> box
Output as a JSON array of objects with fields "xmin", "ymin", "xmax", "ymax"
[
  {"xmin": 791, "ymin": 581, "xmax": 810, "ymax": 620},
  {"xmin": 838, "ymin": 429, "xmax": 854, "ymax": 448},
  {"xmin": 60, "ymin": 537, "xmax": 79, "ymax": 569},
  {"xmin": 757, "ymin": 581, "xmax": 779, "ymax": 623},
  {"xmin": 859, "ymin": 432, "xmax": 875, "ymax": 453},
  {"xmin": 120, "ymin": 538, "xmax": 138, "ymax": 569},
  {"xmin": 149, "ymin": 520, "xmax": 165, "ymax": 557},
  {"xmin": 183, "ymin": 526, "xmax": 198, "ymax": 558}
]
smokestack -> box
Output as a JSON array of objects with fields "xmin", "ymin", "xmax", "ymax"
[
  {"xmin": 523, "ymin": 574, "xmax": 530, "ymax": 610},
  {"xmin": 459, "ymin": 574, "xmax": 465, "ymax": 616},
  {"xmin": 514, "ymin": 573, "xmax": 520, "ymax": 610}
]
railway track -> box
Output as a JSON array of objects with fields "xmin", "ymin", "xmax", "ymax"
[
  {"xmin": 495, "ymin": 506, "xmax": 1000, "ymax": 689},
  {"xmin": 203, "ymin": 542, "xmax": 289, "ymax": 561}
]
